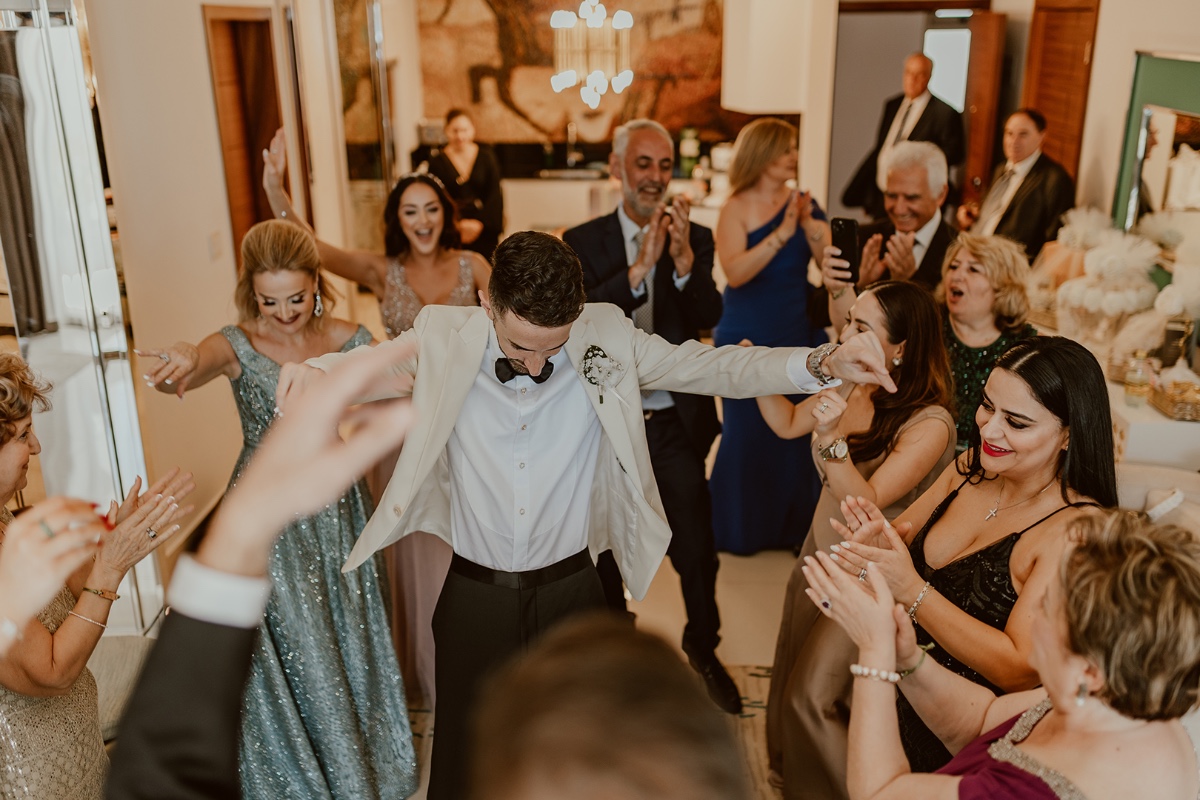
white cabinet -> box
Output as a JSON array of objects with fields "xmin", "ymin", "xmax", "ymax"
[{"xmin": 501, "ymin": 178, "xmax": 622, "ymax": 237}]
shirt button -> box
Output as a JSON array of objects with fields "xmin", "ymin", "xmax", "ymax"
[
  {"xmin": 519, "ymin": 462, "xmax": 525, "ymax": 469},
  {"xmin": 519, "ymin": 508, "xmax": 526, "ymax": 515},
  {"xmin": 521, "ymin": 424, "xmax": 527, "ymax": 431},
  {"xmin": 392, "ymin": 504, "xmax": 403, "ymax": 516},
  {"xmin": 521, "ymin": 388, "xmax": 527, "ymax": 395}
]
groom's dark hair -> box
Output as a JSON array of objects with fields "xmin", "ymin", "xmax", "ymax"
[{"xmin": 489, "ymin": 231, "xmax": 587, "ymax": 328}]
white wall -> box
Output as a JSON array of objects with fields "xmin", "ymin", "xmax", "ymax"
[
  {"xmin": 83, "ymin": 0, "xmax": 251, "ymax": 524},
  {"xmin": 1077, "ymin": 0, "xmax": 1200, "ymax": 212},
  {"xmin": 799, "ymin": 0, "xmax": 839, "ymax": 214},
  {"xmin": 826, "ymin": 12, "xmax": 927, "ymax": 218}
]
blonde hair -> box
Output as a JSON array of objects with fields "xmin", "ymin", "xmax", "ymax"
[
  {"xmin": 234, "ymin": 220, "xmax": 337, "ymax": 328},
  {"xmin": 1064, "ymin": 511, "xmax": 1200, "ymax": 720},
  {"xmin": 728, "ymin": 118, "xmax": 798, "ymax": 195},
  {"xmin": 0, "ymin": 353, "xmax": 50, "ymax": 445},
  {"xmin": 934, "ymin": 233, "xmax": 1030, "ymax": 334}
]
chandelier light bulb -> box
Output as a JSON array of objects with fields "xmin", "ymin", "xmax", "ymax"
[
  {"xmin": 612, "ymin": 10, "xmax": 633, "ymax": 29},
  {"xmin": 550, "ymin": 10, "xmax": 578, "ymax": 28},
  {"xmin": 551, "ymin": 71, "xmax": 578, "ymax": 92},
  {"xmin": 611, "ymin": 69, "xmax": 634, "ymax": 93},
  {"xmin": 580, "ymin": 85, "xmax": 601, "ymax": 109}
]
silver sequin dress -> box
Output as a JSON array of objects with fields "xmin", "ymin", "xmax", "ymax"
[
  {"xmin": 222, "ymin": 326, "xmax": 417, "ymax": 799},
  {"xmin": 379, "ymin": 254, "xmax": 475, "ymax": 339},
  {"xmin": 0, "ymin": 576, "xmax": 107, "ymax": 799}
]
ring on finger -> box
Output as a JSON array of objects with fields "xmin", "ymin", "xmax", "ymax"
[
  {"xmin": 858, "ymin": 568, "xmax": 868, "ymax": 582},
  {"xmin": 158, "ymin": 353, "xmax": 171, "ymax": 363},
  {"xmin": 820, "ymin": 597, "xmax": 832, "ymax": 611},
  {"xmin": 146, "ymin": 528, "xmax": 158, "ymax": 540},
  {"xmin": 38, "ymin": 519, "xmax": 55, "ymax": 538}
]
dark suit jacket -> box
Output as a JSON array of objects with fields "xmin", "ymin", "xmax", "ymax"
[
  {"xmin": 987, "ymin": 152, "xmax": 1075, "ymax": 260},
  {"xmin": 107, "ymin": 613, "xmax": 254, "ymax": 799},
  {"xmin": 563, "ymin": 211, "xmax": 723, "ymax": 457},
  {"xmin": 843, "ymin": 93, "xmax": 965, "ymax": 216},
  {"xmin": 860, "ymin": 215, "xmax": 956, "ymax": 290}
]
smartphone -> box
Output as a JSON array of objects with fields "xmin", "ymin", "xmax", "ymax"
[{"xmin": 829, "ymin": 217, "xmax": 861, "ymax": 286}]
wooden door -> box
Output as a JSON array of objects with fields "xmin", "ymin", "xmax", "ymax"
[
  {"xmin": 203, "ymin": 6, "xmax": 283, "ymax": 265},
  {"xmin": 961, "ymin": 11, "xmax": 1006, "ymax": 206},
  {"xmin": 1021, "ymin": 0, "xmax": 1100, "ymax": 178}
]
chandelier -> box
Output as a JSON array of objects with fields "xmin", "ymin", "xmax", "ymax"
[{"xmin": 550, "ymin": 2, "xmax": 634, "ymax": 109}]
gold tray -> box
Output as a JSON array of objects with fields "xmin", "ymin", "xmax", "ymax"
[{"xmin": 1150, "ymin": 381, "xmax": 1200, "ymax": 422}]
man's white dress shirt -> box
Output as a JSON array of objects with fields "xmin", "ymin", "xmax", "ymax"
[
  {"xmin": 980, "ymin": 149, "xmax": 1041, "ymax": 235},
  {"xmin": 910, "ymin": 210, "xmax": 942, "ymax": 270}
]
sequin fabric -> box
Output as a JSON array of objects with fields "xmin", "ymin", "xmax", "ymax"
[
  {"xmin": 380, "ymin": 254, "xmax": 475, "ymax": 338},
  {"xmin": 221, "ymin": 326, "xmax": 417, "ymax": 799},
  {"xmin": 986, "ymin": 700, "xmax": 1089, "ymax": 799},
  {"xmin": 0, "ymin": 575, "xmax": 107, "ymax": 799},
  {"xmin": 943, "ymin": 313, "xmax": 1037, "ymax": 450},
  {"xmin": 895, "ymin": 480, "xmax": 1072, "ymax": 773}
]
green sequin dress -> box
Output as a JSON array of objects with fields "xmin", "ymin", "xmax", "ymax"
[
  {"xmin": 943, "ymin": 312, "xmax": 1037, "ymax": 450},
  {"xmin": 221, "ymin": 325, "xmax": 417, "ymax": 800}
]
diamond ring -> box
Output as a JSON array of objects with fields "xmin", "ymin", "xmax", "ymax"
[{"xmin": 146, "ymin": 528, "xmax": 158, "ymax": 540}]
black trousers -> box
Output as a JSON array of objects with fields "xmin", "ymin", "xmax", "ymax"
[
  {"xmin": 427, "ymin": 550, "xmax": 605, "ymax": 800},
  {"xmin": 597, "ymin": 406, "xmax": 721, "ymax": 654}
]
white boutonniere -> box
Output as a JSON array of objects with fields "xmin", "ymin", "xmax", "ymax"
[{"xmin": 579, "ymin": 345, "xmax": 624, "ymax": 404}]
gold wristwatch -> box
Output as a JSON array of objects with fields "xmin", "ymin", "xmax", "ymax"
[{"xmin": 819, "ymin": 437, "xmax": 849, "ymax": 463}]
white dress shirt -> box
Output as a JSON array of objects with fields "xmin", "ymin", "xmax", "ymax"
[
  {"xmin": 169, "ymin": 555, "xmax": 273, "ymax": 629},
  {"xmin": 447, "ymin": 326, "xmax": 602, "ymax": 572},
  {"xmin": 618, "ymin": 204, "xmax": 691, "ymax": 412},
  {"xmin": 877, "ymin": 91, "xmax": 932, "ymax": 190},
  {"xmin": 910, "ymin": 211, "xmax": 942, "ymax": 270},
  {"xmin": 981, "ymin": 149, "xmax": 1041, "ymax": 235}
]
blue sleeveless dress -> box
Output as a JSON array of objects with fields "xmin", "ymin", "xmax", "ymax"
[
  {"xmin": 221, "ymin": 325, "xmax": 417, "ymax": 799},
  {"xmin": 710, "ymin": 201, "xmax": 828, "ymax": 554}
]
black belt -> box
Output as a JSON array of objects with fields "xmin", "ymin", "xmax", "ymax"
[
  {"xmin": 643, "ymin": 405, "xmax": 677, "ymax": 422},
  {"xmin": 449, "ymin": 549, "xmax": 592, "ymax": 590}
]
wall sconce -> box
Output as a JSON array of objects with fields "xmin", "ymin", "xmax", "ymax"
[{"xmin": 550, "ymin": 2, "xmax": 634, "ymax": 109}]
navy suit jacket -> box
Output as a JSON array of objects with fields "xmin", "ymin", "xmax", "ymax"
[
  {"xmin": 563, "ymin": 211, "xmax": 723, "ymax": 457},
  {"xmin": 106, "ymin": 613, "xmax": 253, "ymax": 799},
  {"xmin": 844, "ymin": 93, "xmax": 965, "ymax": 214}
]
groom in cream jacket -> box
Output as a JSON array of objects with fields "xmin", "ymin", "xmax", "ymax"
[{"xmin": 276, "ymin": 231, "xmax": 894, "ymax": 800}]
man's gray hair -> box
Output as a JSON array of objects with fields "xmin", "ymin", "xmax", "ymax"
[
  {"xmin": 612, "ymin": 119, "xmax": 672, "ymax": 160},
  {"xmin": 886, "ymin": 140, "xmax": 948, "ymax": 196}
]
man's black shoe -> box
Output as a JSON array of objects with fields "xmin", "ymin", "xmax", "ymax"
[{"xmin": 686, "ymin": 650, "xmax": 743, "ymax": 714}]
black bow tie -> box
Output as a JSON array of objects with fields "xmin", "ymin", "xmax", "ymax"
[{"xmin": 495, "ymin": 358, "xmax": 554, "ymax": 384}]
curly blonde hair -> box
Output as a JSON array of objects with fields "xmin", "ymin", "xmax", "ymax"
[
  {"xmin": 729, "ymin": 118, "xmax": 798, "ymax": 195},
  {"xmin": 1063, "ymin": 511, "xmax": 1200, "ymax": 720},
  {"xmin": 0, "ymin": 353, "xmax": 50, "ymax": 445},
  {"xmin": 234, "ymin": 220, "xmax": 337, "ymax": 328},
  {"xmin": 934, "ymin": 232, "xmax": 1031, "ymax": 335}
]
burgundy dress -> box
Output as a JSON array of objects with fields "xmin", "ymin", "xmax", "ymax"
[{"xmin": 937, "ymin": 699, "xmax": 1082, "ymax": 799}]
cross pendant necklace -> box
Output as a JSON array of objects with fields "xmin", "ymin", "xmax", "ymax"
[{"xmin": 984, "ymin": 477, "xmax": 1056, "ymax": 521}]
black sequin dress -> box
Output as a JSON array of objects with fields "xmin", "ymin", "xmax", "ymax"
[
  {"xmin": 897, "ymin": 476, "xmax": 1081, "ymax": 773},
  {"xmin": 222, "ymin": 325, "xmax": 417, "ymax": 799}
]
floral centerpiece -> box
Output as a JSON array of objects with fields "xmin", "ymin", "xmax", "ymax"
[
  {"xmin": 1055, "ymin": 230, "xmax": 1161, "ymax": 354},
  {"xmin": 1026, "ymin": 207, "xmax": 1112, "ymax": 327}
]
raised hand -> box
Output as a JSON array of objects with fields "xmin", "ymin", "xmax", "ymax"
[
  {"xmin": 262, "ymin": 127, "xmax": 287, "ymax": 195},
  {"xmin": 823, "ymin": 331, "xmax": 898, "ymax": 392},
  {"xmin": 820, "ymin": 245, "xmax": 855, "ymax": 293},
  {"xmin": 0, "ymin": 498, "xmax": 104, "ymax": 640},
  {"xmin": 92, "ymin": 493, "xmax": 188, "ymax": 583},
  {"xmin": 136, "ymin": 344, "xmax": 200, "ymax": 396},
  {"xmin": 775, "ymin": 190, "xmax": 802, "ymax": 242},
  {"xmin": 665, "ymin": 195, "xmax": 693, "ymax": 275},
  {"xmin": 803, "ymin": 554, "xmax": 899, "ymax": 658},
  {"xmin": 882, "ymin": 231, "xmax": 917, "ymax": 281},
  {"xmin": 811, "ymin": 388, "xmax": 848, "ymax": 440},
  {"xmin": 106, "ymin": 468, "xmax": 196, "ymax": 527},
  {"xmin": 859, "ymin": 234, "xmax": 886, "ymax": 286}
]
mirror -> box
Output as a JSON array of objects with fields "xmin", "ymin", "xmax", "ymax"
[
  {"xmin": 1129, "ymin": 104, "xmax": 1200, "ymax": 219},
  {"xmin": 0, "ymin": 0, "xmax": 156, "ymax": 632}
]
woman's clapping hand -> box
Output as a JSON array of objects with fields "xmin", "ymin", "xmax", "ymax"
[{"xmin": 827, "ymin": 495, "xmax": 924, "ymax": 606}]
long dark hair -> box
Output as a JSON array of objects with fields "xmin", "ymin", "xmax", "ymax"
[
  {"xmin": 959, "ymin": 336, "xmax": 1118, "ymax": 508},
  {"xmin": 847, "ymin": 281, "xmax": 954, "ymax": 463},
  {"xmin": 382, "ymin": 173, "xmax": 461, "ymax": 258}
]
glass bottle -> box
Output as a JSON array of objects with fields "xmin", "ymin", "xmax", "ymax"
[{"xmin": 1124, "ymin": 350, "xmax": 1152, "ymax": 407}]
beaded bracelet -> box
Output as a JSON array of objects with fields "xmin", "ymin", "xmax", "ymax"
[
  {"xmin": 898, "ymin": 643, "xmax": 936, "ymax": 679},
  {"xmin": 849, "ymin": 663, "xmax": 900, "ymax": 683},
  {"xmin": 908, "ymin": 581, "xmax": 933, "ymax": 623},
  {"xmin": 82, "ymin": 587, "xmax": 120, "ymax": 602},
  {"xmin": 68, "ymin": 611, "xmax": 107, "ymax": 630}
]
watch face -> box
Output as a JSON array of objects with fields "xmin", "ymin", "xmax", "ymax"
[{"xmin": 833, "ymin": 439, "xmax": 848, "ymax": 458}]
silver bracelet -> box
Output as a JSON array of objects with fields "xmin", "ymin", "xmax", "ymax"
[
  {"xmin": 907, "ymin": 581, "xmax": 933, "ymax": 623},
  {"xmin": 68, "ymin": 611, "xmax": 107, "ymax": 630}
]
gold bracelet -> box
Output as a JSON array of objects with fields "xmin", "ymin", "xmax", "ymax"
[
  {"xmin": 68, "ymin": 611, "xmax": 107, "ymax": 630},
  {"xmin": 82, "ymin": 587, "xmax": 119, "ymax": 602}
]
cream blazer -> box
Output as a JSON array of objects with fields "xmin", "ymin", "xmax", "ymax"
[{"xmin": 312, "ymin": 303, "xmax": 807, "ymax": 599}]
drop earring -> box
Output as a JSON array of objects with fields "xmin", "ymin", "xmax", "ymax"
[
  {"xmin": 1075, "ymin": 680, "xmax": 1088, "ymax": 707},
  {"xmin": 314, "ymin": 289, "xmax": 324, "ymax": 317}
]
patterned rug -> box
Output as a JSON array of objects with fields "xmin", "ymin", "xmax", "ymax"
[{"xmin": 406, "ymin": 665, "xmax": 782, "ymax": 799}]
